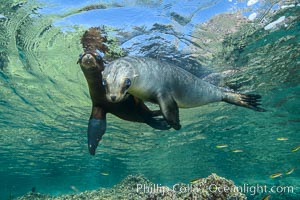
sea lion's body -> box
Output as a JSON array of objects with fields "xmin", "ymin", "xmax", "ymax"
[
  {"xmin": 102, "ymin": 57, "xmax": 265, "ymax": 130},
  {"xmin": 78, "ymin": 29, "xmax": 169, "ymax": 155}
]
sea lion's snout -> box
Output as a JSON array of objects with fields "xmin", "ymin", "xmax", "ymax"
[
  {"xmin": 106, "ymin": 94, "xmax": 123, "ymax": 103},
  {"xmin": 80, "ymin": 54, "xmax": 97, "ymax": 69},
  {"xmin": 85, "ymin": 54, "xmax": 92, "ymax": 60},
  {"xmin": 110, "ymin": 95, "xmax": 117, "ymax": 102}
]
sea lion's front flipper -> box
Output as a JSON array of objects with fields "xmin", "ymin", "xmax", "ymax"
[
  {"xmin": 88, "ymin": 107, "xmax": 107, "ymax": 155},
  {"xmin": 88, "ymin": 119, "xmax": 106, "ymax": 155},
  {"xmin": 157, "ymin": 93, "xmax": 181, "ymax": 130}
]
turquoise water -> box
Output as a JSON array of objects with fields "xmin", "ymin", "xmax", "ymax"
[{"xmin": 0, "ymin": 0, "xmax": 299, "ymax": 199}]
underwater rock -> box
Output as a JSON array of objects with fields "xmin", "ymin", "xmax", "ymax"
[
  {"xmin": 15, "ymin": 174, "xmax": 246, "ymax": 200},
  {"xmin": 15, "ymin": 192, "xmax": 52, "ymax": 200}
]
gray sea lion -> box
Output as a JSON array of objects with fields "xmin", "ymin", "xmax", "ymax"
[{"xmin": 102, "ymin": 56, "xmax": 266, "ymax": 130}]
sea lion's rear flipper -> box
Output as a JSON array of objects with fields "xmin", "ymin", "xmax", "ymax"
[
  {"xmin": 149, "ymin": 110, "xmax": 162, "ymax": 117},
  {"xmin": 157, "ymin": 93, "xmax": 181, "ymax": 130},
  {"xmin": 145, "ymin": 117, "xmax": 171, "ymax": 130},
  {"xmin": 222, "ymin": 92, "xmax": 266, "ymax": 112},
  {"xmin": 145, "ymin": 109, "xmax": 171, "ymax": 130}
]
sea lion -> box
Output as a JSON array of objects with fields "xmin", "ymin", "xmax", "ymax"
[
  {"xmin": 102, "ymin": 56, "xmax": 266, "ymax": 130},
  {"xmin": 79, "ymin": 28, "xmax": 169, "ymax": 155}
]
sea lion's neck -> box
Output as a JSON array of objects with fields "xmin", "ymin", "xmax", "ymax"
[
  {"xmin": 81, "ymin": 68, "xmax": 102, "ymax": 83},
  {"xmin": 82, "ymin": 68, "xmax": 106, "ymax": 102}
]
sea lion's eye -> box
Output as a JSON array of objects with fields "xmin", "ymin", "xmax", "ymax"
[
  {"xmin": 95, "ymin": 49, "xmax": 104, "ymax": 61},
  {"xmin": 93, "ymin": 53, "xmax": 101, "ymax": 61},
  {"xmin": 124, "ymin": 78, "xmax": 131, "ymax": 88},
  {"xmin": 96, "ymin": 55, "xmax": 102, "ymax": 61},
  {"xmin": 102, "ymin": 79, "xmax": 107, "ymax": 86}
]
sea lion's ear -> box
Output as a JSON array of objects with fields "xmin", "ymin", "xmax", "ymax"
[{"xmin": 77, "ymin": 53, "xmax": 83, "ymax": 64}]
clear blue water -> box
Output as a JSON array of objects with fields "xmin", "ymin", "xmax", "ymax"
[{"xmin": 0, "ymin": 0, "xmax": 299, "ymax": 199}]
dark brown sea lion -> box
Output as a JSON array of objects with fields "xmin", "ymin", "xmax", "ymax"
[{"xmin": 78, "ymin": 28, "xmax": 169, "ymax": 155}]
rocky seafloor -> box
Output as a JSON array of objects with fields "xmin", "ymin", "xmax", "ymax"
[{"xmin": 15, "ymin": 173, "xmax": 247, "ymax": 200}]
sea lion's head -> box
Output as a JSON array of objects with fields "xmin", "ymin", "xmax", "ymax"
[
  {"xmin": 77, "ymin": 49, "xmax": 105, "ymax": 71},
  {"xmin": 102, "ymin": 60, "xmax": 136, "ymax": 102}
]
